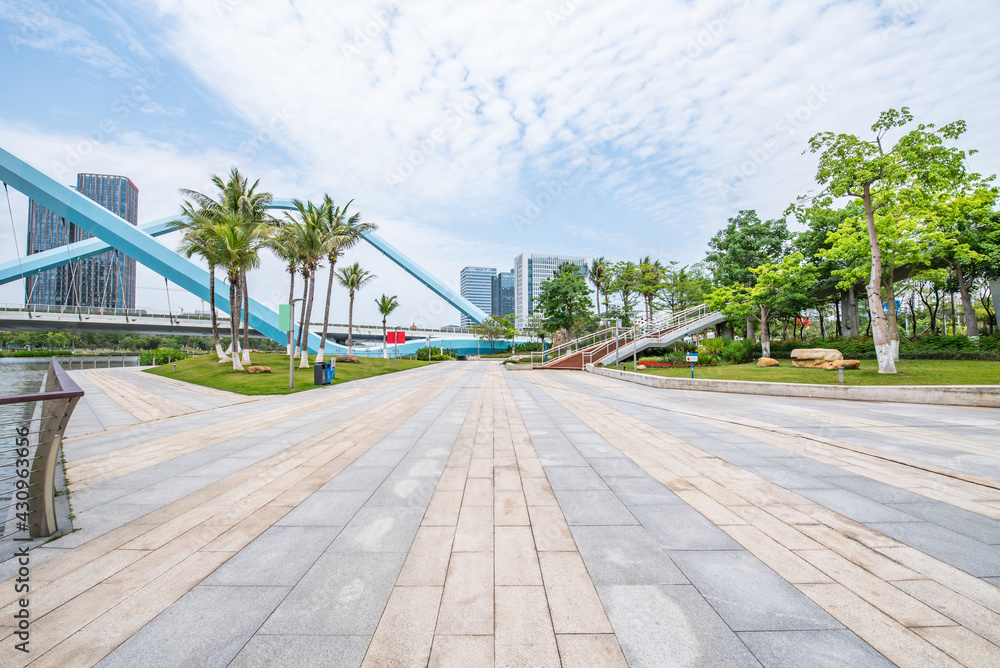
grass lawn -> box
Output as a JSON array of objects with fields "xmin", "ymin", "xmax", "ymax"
[
  {"xmin": 614, "ymin": 359, "xmax": 1000, "ymax": 386},
  {"xmin": 145, "ymin": 353, "xmax": 434, "ymax": 395}
]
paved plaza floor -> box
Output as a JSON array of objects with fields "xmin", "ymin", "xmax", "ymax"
[{"xmin": 2, "ymin": 361, "xmax": 999, "ymax": 667}]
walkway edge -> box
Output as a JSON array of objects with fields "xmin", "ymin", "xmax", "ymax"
[{"xmin": 584, "ymin": 364, "xmax": 1000, "ymax": 407}]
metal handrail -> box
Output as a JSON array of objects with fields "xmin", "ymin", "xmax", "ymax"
[{"xmin": 0, "ymin": 358, "xmax": 83, "ymax": 538}]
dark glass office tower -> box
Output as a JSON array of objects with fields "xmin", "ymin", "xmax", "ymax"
[
  {"xmin": 492, "ymin": 270, "xmax": 514, "ymax": 320},
  {"xmin": 25, "ymin": 173, "xmax": 138, "ymax": 310}
]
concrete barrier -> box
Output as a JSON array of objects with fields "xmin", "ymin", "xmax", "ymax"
[{"xmin": 586, "ymin": 365, "xmax": 1000, "ymax": 408}]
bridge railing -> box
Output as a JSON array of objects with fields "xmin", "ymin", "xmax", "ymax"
[{"xmin": 0, "ymin": 358, "xmax": 83, "ymax": 539}]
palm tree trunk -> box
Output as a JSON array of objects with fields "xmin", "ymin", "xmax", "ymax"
[
  {"xmin": 347, "ymin": 292, "xmax": 355, "ymax": 356},
  {"xmin": 286, "ymin": 267, "xmax": 295, "ymax": 356},
  {"xmin": 229, "ymin": 277, "xmax": 244, "ymax": 371},
  {"xmin": 299, "ymin": 264, "xmax": 316, "ymax": 368},
  {"xmin": 316, "ymin": 255, "xmax": 338, "ymax": 363},
  {"xmin": 296, "ymin": 270, "xmax": 309, "ymax": 360},
  {"xmin": 382, "ymin": 316, "xmax": 388, "ymax": 358},
  {"xmin": 209, "ymin": 263, "xmax": 230, "ymax": 362},
  {"xmin": 241, "ymin": 271, "xmax": 251, "ymax": 364}
]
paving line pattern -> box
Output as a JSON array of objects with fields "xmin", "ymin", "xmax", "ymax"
[
  {"xmin": 520, "ymin": 370, "xmax": 1000, "ymax": 668},
  {"xmin": 2, "ymin": 362, "xmax": 1000, "ymax": 667},
  {"xmin": 0, "ymin": 368, "xmax": 468, "ymax": 667}
]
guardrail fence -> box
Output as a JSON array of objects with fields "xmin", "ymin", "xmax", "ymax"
[{"xmin": 0, "ymin": 358, "xmax": 83, "ymax": 538}]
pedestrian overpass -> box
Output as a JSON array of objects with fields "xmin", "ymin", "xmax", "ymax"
[{"xmin": 0, "ymin": 147, "xmax": 489, "ymax": 354}]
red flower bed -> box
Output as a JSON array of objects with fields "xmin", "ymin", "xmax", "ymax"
[{"xmin": 638, "ymin": 360, "xmax": 717, "ymax": 368}]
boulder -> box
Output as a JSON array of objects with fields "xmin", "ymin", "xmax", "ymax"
[
  {"xmin": 791, "ymin": 348, "xmax": 843, "ymax": 368},
  {"xmin": 335, "ymin": 356, "xmax": 361, "ymax": 363},
  {"xmin": 636, "ymin": 364, "xmax": 647, "ymax": 370},
  {"xmin": 825, "ymin": 359, "xmax": 861, "ymax": 370},
  {"xmin": 246, "ymin": 365, "xmax": 271, "ymax": 374},
  {"xmin": 757, "ymin": 357, "xmax": 779, "ymax": 367},
  {"xmin": 551, "ymin": 329, "xmax": 569, "ymax": 350}
]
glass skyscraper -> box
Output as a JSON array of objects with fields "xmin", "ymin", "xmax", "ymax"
[
  {"xmin": 459, "ymin": 266, "xmax": 496, "ymax": 328},
  {"xmin": 492, "ymin": 270, "xmax": 514, "ymax": 321},
  {"xmin": 25, "ymin": 173, "xmax": 138, "ymax": 310},
  {"xmin": 513, "ymin": 253, "xmax": 588, "ymax": 329}
]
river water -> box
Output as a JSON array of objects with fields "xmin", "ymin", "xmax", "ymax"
[{"xmin": 0, "ymin": 361, "xmax": 50, "ymax": 536}]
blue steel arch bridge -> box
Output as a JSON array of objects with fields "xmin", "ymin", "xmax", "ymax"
[{"xmin": 0, "ymin": 146, "xmax": 512, "ymax": 357}]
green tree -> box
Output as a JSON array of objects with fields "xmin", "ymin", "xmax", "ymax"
[
  {"xmin": 707, "ymin": 253, "xmax": 819, "ymax": 358},
  {"xmin": 705, "ymin": 210, "xmax": 791, "ymax": 341},
  {"xmin": 287, "ymin": 199, "xmax": 329, "ymax": 367},
  {"xmin": 375, "ymin": 294, "xmax": 400, "ymax": 358},
  {"xmin": 660, "ymin": 262, "xmax": 711, "ymax": 313},
  {"xmin": 637, "ymin": 256, "xmax": 666, "ymax": 320},
  {"xmin": 315, "ymin": 197, "xmax": 378, "ymax": 363},
  {"xmin": 176, "ymin": 167, "xmax": 274, "ymax": 366},
  {"xmin": 335, "ymin": 262, "xmax": 377, "ymax": 355},
  {"xmin": 610, "ymin": 260, "xmax": 640, "ymax": 319},
  {"xmin": 535, "ymin": 261, "xmax": 594, "ymax": 339},
  {"xmin": 804, "ymin": 107, "xmax": 985, "ymax": 372},
  {"xmin": 588, "ymin": 257, "xmax": 609, "ymax": 315},
  {"xmin": 471, "ymin": 315, "xmax": 514, "ymax": 354}
]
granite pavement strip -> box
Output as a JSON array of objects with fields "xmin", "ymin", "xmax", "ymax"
[{"xmin": 0, "ymin": 361, "xmax": 998, "ymax": 666}]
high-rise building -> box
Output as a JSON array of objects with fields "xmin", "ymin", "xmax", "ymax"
[
  {"xmin": 492, "ymin": 270, "xmax": 514, "ymax": 321},
  {"xmin": 459, "ymin": 266, "xmax": 496, "ymax": 327},
  {"xmin": 26, "ymin": 173, "xmax": 138, "ymax": 310},
  {"xmin": 513, "ymin": 253, "xmax": 588, "ymax": 329}
]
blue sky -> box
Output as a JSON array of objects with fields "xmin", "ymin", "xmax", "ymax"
[{"xmin": 1, "ymin": 0, "xmax": 998, "ymax": 327}]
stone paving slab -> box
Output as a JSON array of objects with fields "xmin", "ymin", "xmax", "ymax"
[{"xmin": 5, "ymin": 362, "xmax": 1000, "ymax": 666}]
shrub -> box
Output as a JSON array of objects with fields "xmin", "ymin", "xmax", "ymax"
[{"xmin": 139, "ymin": 349, "xmax": 192, "ymax": 365}]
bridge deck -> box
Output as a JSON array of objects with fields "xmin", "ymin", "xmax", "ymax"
[{"xmin": 2, "ymin": 362, "xmax": 999, "ymax": 666}]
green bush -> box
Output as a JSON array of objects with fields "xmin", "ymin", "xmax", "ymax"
[
  {"xmin": 767, "ymin": 334, "xmax": 1000, "ymax": 361},
  {"xmin": 140, "ymin": 349, "xmax": 192, "ymax": 365},
  {"xmin": 0, "ymin": 350, "xmax": 73, "ymax": 357},
  {"xmin": 414, "ymin": 346, "xmax": 456, "ymax": 361}
]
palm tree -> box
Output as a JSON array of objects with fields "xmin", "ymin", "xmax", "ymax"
[
  {"xmin": 287, "ymin": 199, "xmax": 328, "ymax": 367},
  {"xmin": 589, "ymin": 257, "xmax": 608, "ymax": 316},
  {"xmin": 336, "ymin": 263, "xmax": 377, "ymax": 355},
  {"xmin": 169, "ymin": 205, "xmax": 230, "ymax": 362},
  {"xmin": 211, "ymin": 211, "xmax": 268, "ymax": 371},
  {"xmin": 178, "ymin": 168, "xmax": 273, "ymax": 364},
  {"xmin": 637, "ymin": 256, "xmax": 664, "ymax": 321},
  {"xmin": 315, "ymin": 196, "xmax": 377, "ymax": 363},
  {"xmin": 375, "ymin": 294, "xmax": 399, "ymax": 358},
  {"xmin": 268, "ymin": 221, "xmax": 307, "ymax": 355}
]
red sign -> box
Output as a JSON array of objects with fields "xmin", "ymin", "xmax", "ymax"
[{"xmin": 388, "ymin": 331, "xmax": 406, "ymax": 344}]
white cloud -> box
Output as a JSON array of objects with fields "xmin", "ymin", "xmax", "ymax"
[
  {"xmin": 4, "ymin": 0, "xmax": 1000, "ymax": 328},
  {"xmin": 0, "ymin": 1, "xmax": 134, "ymax": 77}
]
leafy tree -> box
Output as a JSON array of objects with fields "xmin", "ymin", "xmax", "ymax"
[
  {"xmin": 536, "ymin": 261, "xmax": 594, "ymax": 339},
  {"xmin": 375, "ymin": 293, "xmax": 400, "ymax": 358},
  {"xmin": 704, "ymin": 210, "xmax": 791, "ymax": 340},
  {"xmin": 637, "ymin": 256, "xmax": 666, "ymax": 320},
  {"xmin": 335, "ymin": 262, "xmax": 377, "ymax": 355},
  {"xmin": 471, "ymin": 315, "xmax": 514, "ymax": 353},
  {"xmin": 803, "ymin": 107, "xmax": 985, "ymax": 372},
  {"xmin": 660, "ymin": 262, "xmax": 711, "ymax": 313},
  {"xmin": 287, "ymin": 199, "xmax": 329, "ymax": 367},
  {"xmin": 588, "ymin": 257, "xmax": 609, "ymax": 315},
  {"xmin": 610, "ymin": 261, "xmax": 640, "ymax": 319},
  {"xmin": 707, "ymin": 253, "xmax": 819, "ymax": 358}
]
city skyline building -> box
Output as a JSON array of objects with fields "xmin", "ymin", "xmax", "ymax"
[
  {"xmin": 513, "ymin": 253, "xmax": 587, "ymax": 329},
  {"xmin": 459, "ymin": 266, "xmax": 496, "ymax": 327},
  {"xmin": 492, "ymin": 270, "xmax": 514, "ymax": 322},
  {"xmin": 25, "ymin": 173, "xmax": 138, "ymax": 310}
]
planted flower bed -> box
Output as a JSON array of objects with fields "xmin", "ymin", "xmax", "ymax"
[{"xmin": 639, "ymin": 360, "xmax": 718, "ymax": 368}]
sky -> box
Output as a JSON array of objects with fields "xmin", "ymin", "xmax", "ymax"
[{"xmin": 1, "ymin": 0, "xmax": 998, "ymax": 328}]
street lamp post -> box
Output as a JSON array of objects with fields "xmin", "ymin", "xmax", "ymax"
[{"xmin": 289, "ymin": 298, "xmax": 303, "ymax": 390}]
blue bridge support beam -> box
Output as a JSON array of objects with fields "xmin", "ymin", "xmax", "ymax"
[
  {"xmin": 0, "ymin": 166, "xmax": 489, "ymax": 326},
  {"xmin": 0, "ymin": 147, "xmax": 333, "ymax": 353}
]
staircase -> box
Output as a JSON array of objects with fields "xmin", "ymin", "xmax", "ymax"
[{"xmin": 516, "ymin": 305, "xmax": 725, "ymax": 371}]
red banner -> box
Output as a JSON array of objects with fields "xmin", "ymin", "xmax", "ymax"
[{"xmin": 388, "ymin": 331, "xmax": 406, "ymax": 344}]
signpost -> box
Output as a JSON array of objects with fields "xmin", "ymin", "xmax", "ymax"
[
  {"xmin": 388, "ymin": 330, "xmax": 405, "ymax": 370},
  {"xmin": 686, "ymin": 352, "xmax": 698, "ymax": 379},
  {"xmin": 281, "ymin": 300, "xmax": 302, "ymax": 390}
]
